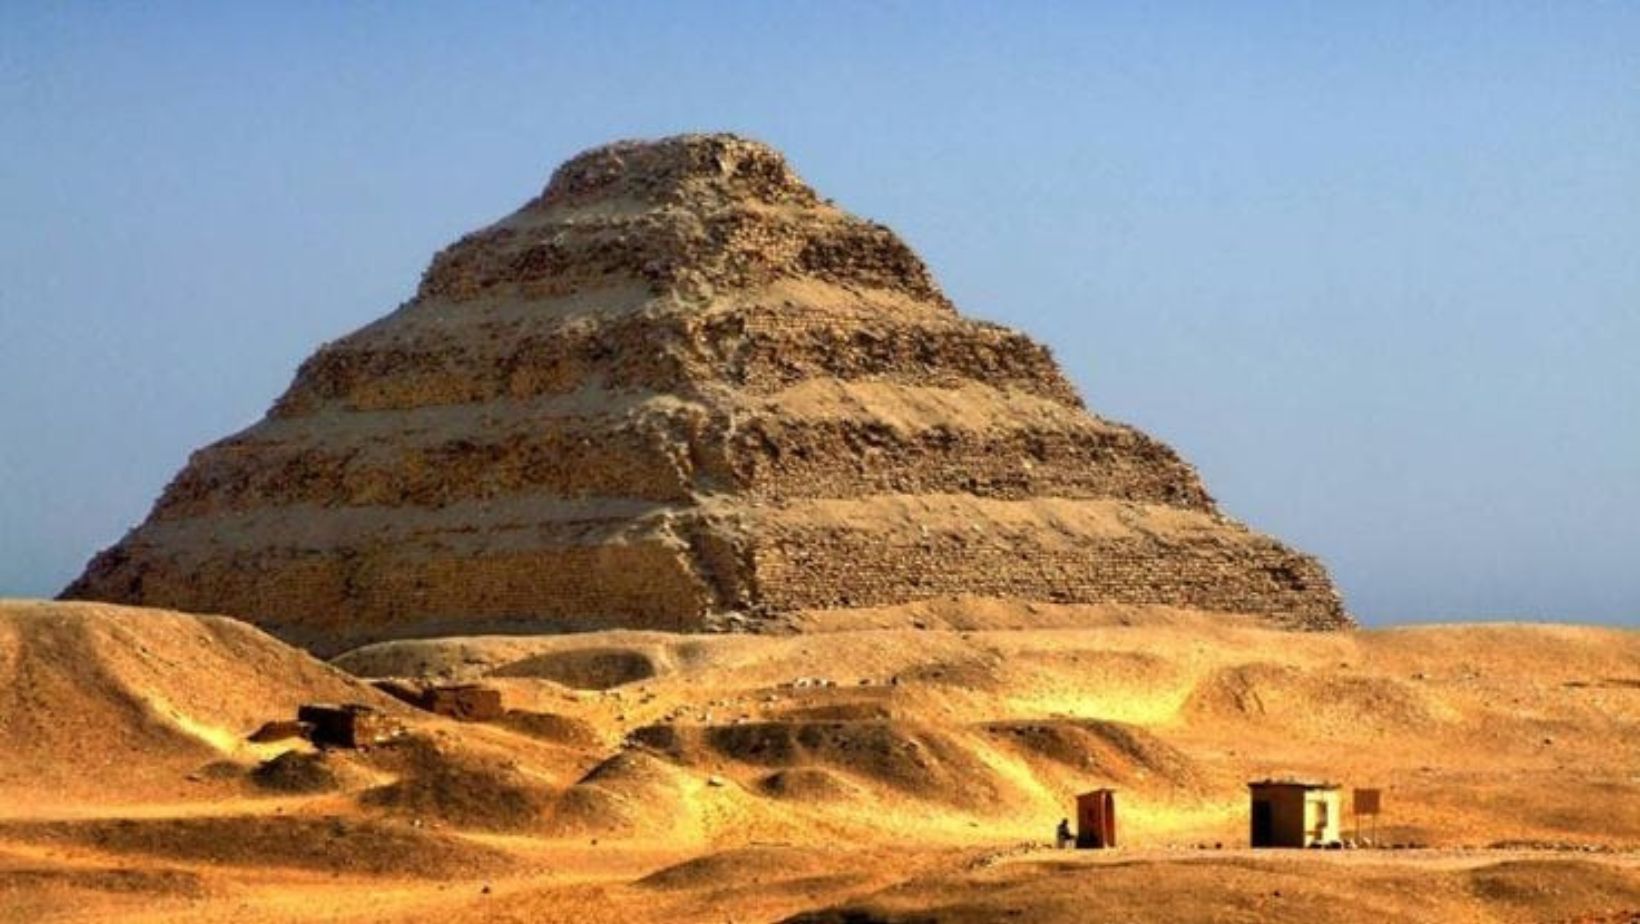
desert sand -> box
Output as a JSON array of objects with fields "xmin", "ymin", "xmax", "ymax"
[
  {"xmin": 23, "ymin": 135, "xmax": 1636, "ymax": 922},
  {"xmin": 3, "ymin": 598, "xmax": 1636, "ymax": 922}
]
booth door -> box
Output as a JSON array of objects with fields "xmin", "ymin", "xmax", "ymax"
[{"xmin": 1251, "ymin": 799, "xmax": 1274, "ymax": 846}]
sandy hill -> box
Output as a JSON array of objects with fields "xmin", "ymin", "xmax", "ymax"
[
  {"xmin": 2, "ymin": 599, "xmax": 1635, "ymax": 923},
  {"xmin": 63, "ymin": 133, "xmax": 1345, "ymax": 654},
  {"xmin": 334, "ymin": 604, "xmax": 1640, "ymax": 852},
  {"xmin": 0, "ymin": 599, "xmax": 398, "ymax": 809}
]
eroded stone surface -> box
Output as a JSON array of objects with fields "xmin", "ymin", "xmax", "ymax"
[{"xmin": 64, "ymin": 133, "xmax": 1349, "ymax": 652}]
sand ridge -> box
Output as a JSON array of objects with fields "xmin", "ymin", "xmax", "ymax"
[{"xmin": 3, "ymin": 599, "xmax": 1637, "ymax": 921}]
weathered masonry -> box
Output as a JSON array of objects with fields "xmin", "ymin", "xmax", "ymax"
[{"xmin": 64, "ymin": 133, "xmax": 1351, "ymax": 653}]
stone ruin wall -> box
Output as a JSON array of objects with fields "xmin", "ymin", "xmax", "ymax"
[
  {"xmin": 150, "ymin": 403, "xmax": 1210, "ymax": 521},
  {"xmin": 149, "ymin": 416, "xmax": 706, "ymax": 518},
  {"xmin": 693, "ymin": 306, "xmax": 1079, "ymax": 403},
  {"xmin": 724, "ymin": 416, "xmax": 1214, "ymax": 508},
  {"xmin": 270, "ymin": 303, "xmax": 1077, "ymax": 418},
  {"xmin": 417, "ymin": 209, "xmax": 946, "ymax": 309},
  {"xmin": 746, "ymin": 523, "xmax": 1344, "ymax": 632},
  {"xmin": 79, "ymin": 536, "xmax": 715, "ymax": 656}
]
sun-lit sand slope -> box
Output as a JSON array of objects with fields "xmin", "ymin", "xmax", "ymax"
[
  {"xmin": 2, "ymin": 598, "xmax": 1637, "ymax": 922},
  {"xmin": 0, "ymin": 599, "xmax": 404, "ymax": 808}
]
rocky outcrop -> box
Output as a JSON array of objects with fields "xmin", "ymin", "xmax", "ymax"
[{"xmin": 64, "ymin": 133, "xmax": 1349, "ymax": 652}]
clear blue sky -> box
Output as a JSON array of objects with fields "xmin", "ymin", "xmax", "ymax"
[{"xmin": 2, "ymin": 3, "xmax": 1636, "ymax": 626}]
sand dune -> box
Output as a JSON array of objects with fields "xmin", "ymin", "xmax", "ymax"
[
  {"xmin": 0, "ymin": 599, "xmax": 398, "ymax": 810},
  {"xmin": 2, "ymin": 598, "xmax": 1637, "ymax": 921}
]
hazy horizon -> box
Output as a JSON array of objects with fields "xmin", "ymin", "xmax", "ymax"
[{"xmin": 2, "ymin": 3, "xmax": 1635, "ymax": 626}]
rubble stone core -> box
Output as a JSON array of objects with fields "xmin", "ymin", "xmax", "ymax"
[{"xmin": 64, "ymin": 133, "xmax": 1350, "ymax": 653}]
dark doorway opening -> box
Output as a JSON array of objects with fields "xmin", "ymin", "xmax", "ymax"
[{"xmin": 1251, "ymin": 799, "xmax": 1274, "ymax": 846}]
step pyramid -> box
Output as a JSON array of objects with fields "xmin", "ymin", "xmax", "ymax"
[{"xmin": 65, "ymin": 134, "xmax": 1350, "ymax": 653}]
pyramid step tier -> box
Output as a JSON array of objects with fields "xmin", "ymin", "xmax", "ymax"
[
  {"xmin": 272, "ymin": 301, "xmax": 1079, "ymax": 417},
  {"xmin": 417, "ymin": 205, "xmax": 944, "ymax": 306},
  {"xmin": 66, "ymin": 495, "xmax": 1346, "ymax": 655},
  {"xmin": 750, "ymin": 496, "xmax": 1346, "ymax": 632},
  {"xmin": 154, "ymin": 380, "xmax": 1210, "ymax": 519}
]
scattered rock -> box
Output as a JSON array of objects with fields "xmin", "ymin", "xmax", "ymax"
[{"xmin": 250, "ymin": 751, "xmax": 339, "ymax": 794}]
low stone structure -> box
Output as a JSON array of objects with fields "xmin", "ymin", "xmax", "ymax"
[
  {"xmin": 247, "ymin": 719, "xmax": 312, "ymax": 744},
  {"xmin": 296, "ymin": 703, "xmax": 398, "ymax": 749},
  {"xmin": 423, "ymin": 685, "xmax": 504, "ymax": 722},
  {"xmin": 63, "ymin": 133, "xmax": 1350, "ymax": 652},
  {"xmin": 373, "ymin": 680, "xmax": 504, "ymax": 722}
]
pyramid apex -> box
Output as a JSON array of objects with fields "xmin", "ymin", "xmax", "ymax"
[
  {"xmin": 416, "ymin": 132, "xmax": 943, "ymax": 306},
  {"xmin": 540, "ymin": 133, "xmax": 820, "ymax": 209}
]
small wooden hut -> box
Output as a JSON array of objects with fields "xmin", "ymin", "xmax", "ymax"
[
  {"xmin": 1075, "ymin": 789, "xmax": 1117, "ymax": 848},
  {"xmin": 1248, "ymin": 779, "xmax": 1340, "ymax": 847}
]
